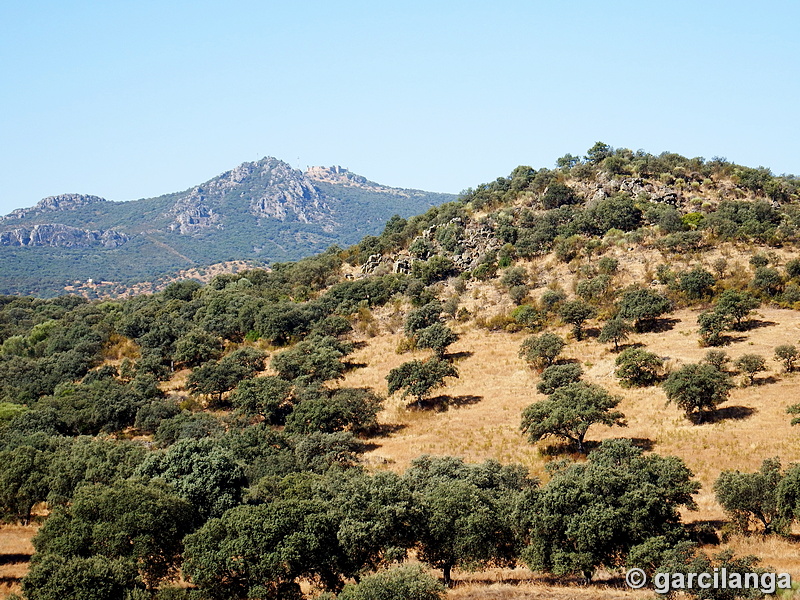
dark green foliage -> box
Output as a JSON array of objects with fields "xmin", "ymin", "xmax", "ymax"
[
  {"xmin": 520, "ymin": 439, "xmax": 699, "ymax": 580},
  {"xmin": 519, "ymin": 332, "xmax": 565, "ymax": 369},
  {"xmin": 698, "ymin": 310, "xmax": 733, "ymax": 346},
  {"xmin": 187, "ymin": 346, "xmax": 266, "ymax": 404},
  {"xmin": 386, "ymin": 358, "xmax": 459, "ymax": 404},
  {"xmin": 337, "ymin": 565, "xmax": 445, "ymax": 600},
  {"xmin": 183, "ymin": 499, "xmax": 342, "ymax": 599},
  {"xmin": 750, "ymin": 266, "xmax": 783, "ymax": 296},
  {"xmin": 0, "ymin": 444, "xmax": 51, "ymax": 523},
  {"xmin": 558, "ymin": 299, "xmax": 595, "ymax": 340},
  {"xmin": 136, "ymin": 438, "xmax": 246, "ymax": 521},
  {"xmin": 735, "ymin": 354, "xmax": 767, "ymax": 386},
  {"xmin": 271, "ymin": 335, "xmax": 351, "ymax": 386},
  {"xmin": 704, "ymin": 349, "xmax": 730, "ymax": 371},
  {"xmin": 412, "ymin": 256, "xmax": 456, "ymax": 285},
  {"xmin": 153, "ymin": 411, "xmax": 223, "ymax": 447},
  {"xmin": 404, "ymin": 302, "xmax": 443, "ymax": 336},
  {"xmin": 536, "ymin": 363, "xmax": 583, "ymax": 395},
  {"xmin": 785, "ymin": 259, "xmax": 800, "ymax": 280},
  {"xmin": 521, "ymin": 382, "xmax": 625, "ymax": 453},
  {"xmin": 23, "ymin": 555, "xmax": 140, "ymax": 600},
  {"xmin": 585, "ymin": 193, "xmax": 642, "ymax": 234},
  {"xmin": 510, "ymin": 304, "xmax": 544, "ymax": 331},
  {"xmin": 134, "ymin": 400, "xmax": 181, "ymax": 433},
  {"xmin": 714, "ymin": 458, "xmax": 787, "ymax": 534},
  {"xmin": 415, "ymin": 323, "xmax": 458, "ymax": 358},
  {"xmin": 284, "ymin": 388, "xmax": 383, "ymax": 435},
  {"xmin": 617, "ymin": 288, "xmax": 672, "ymax": 331},
  {"xmin": 678, "ymin": 267, "xmax": 716, "ymax": 300},
  {"xmin": 173, "ymin": 329, "xmax": 224, "ymax": 368},
  {"xmin": 541, "ymin": 183, "xmax": 579, "ymax": 210},
  {"xmin": 714, "ymin": 289, "xmax": 759, "ymax": 330},
  {"xmin": 31, "ymin": 480, "xmax": 194, "ymax": 589},
  {"xmin": 575, "ymin": 274, "xmax": 612, "ymax": 304},
  {"xmin": 775, "ymin": 344, "xmax": 799, "ymax": 372},
  {"xmin": 662, "ymin": 363, "xmax": 734, "ymax": 422},
  {"xmin": 539, "ymin": 289, "xmax": 566, "ymax": 312},
  {"xmin": 615, "ymin": 347, "xmax": 664, "ymax": 387},
  {"xmin": 598, "ymin": 318, "xmax": 631, "ymax": 351},
  {"xmin": 404, "ymin": 456, "xmax": 530, "ymax": 585},
  {"xmin": 230, "ymin": 376, "xmax": 293, "ymax": 423}
]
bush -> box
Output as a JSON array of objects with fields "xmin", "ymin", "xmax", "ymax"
[
  {"xmin": 775, "ymin": 344, "xmax": 799, "ymax": 372},
  {"xmin": 703, "ymin": 349, "xmax": 730, "ymax": 371},
  {"xmin": 734, "ymin": 354, "xmax": 767, "ymax": 386},
  {"xmin": 615, "ymin": 348, "xmax": 664, "ymax": 387},
  {"xmin": 537, "ymin": 363, "xmax": 584, "ymax": 395},
  {"xmin": 662, "ymin": 364, "xmax": 734, "ymax": 422},
  {"xmin": 519, "ymin": 333, "xmax": 565, "ymax": 369},
  {"xmin": 337, "ymin": 565, "xmax": 446, "ymax": 600}
]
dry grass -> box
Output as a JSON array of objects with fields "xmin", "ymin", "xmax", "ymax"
[
  {"xmin": 342, "ymin": 301, "xmax": 800, "ymax": 581},
  {"xmin": 0, "ymin": 524, "xmax": 36, "ymax": 599}
]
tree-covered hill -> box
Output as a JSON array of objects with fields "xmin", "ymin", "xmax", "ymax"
[
  {"xmin": 0, "ymin": 158, "xmax": 454, "ymax": 297},
  {"xmin": 3, "ymin": 143, "xmax": 800, "ymax": 598}
]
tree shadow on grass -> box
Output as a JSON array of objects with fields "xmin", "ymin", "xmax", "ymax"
[
  {"xmin": 367, "ymin": 423, "xmax": 407, "ymax": 438},
  {"xmin": 445, "ymin": 350, "xmax": 474, "ymax": 361},
  {"xmin": 0, "ymin": 554, "xmax": 30, "ymax": 566},
  {"xmin": 691, "ymin": 406, "xmax": 756, "ymax": 424},
  {"xmin": 640, "ymin": 317, "xmax": 680, "ymax": 334},
  {"xmin": 343, "ymin": 360, "xmax": 368, "ymax": 372},
  {"xmin": 407, "ymin": 394, "xmax": 482, "ymax": 412},
  {"xmin": 739, "ymin": 319, "xmax": 778, "ymax": 332}
]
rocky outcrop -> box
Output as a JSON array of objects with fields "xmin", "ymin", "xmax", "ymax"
[
  {"xmin": 2, "ymin": 194, "xmax": 107, "ymax": 222},
  {"xmin": 166, "ymin": 158, "xmax": 333, "ymax": 233},
  {"xmin": 0, "ymin": 224, "xmax": 128, "ymax": 248}
]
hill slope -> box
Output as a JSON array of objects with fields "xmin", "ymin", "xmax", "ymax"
[{"xmin": 0, "ymin": 158, "xmax": 454, "ymax": 296}]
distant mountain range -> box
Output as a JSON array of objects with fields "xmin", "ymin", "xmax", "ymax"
[{"xmin": 0, "ymin": 158, "xmax": 454, "ymax": 296}]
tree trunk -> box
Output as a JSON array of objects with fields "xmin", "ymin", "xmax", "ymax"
[{"xmin": 442, "ymin": 564, "xmax": 452, "ymax": 587}]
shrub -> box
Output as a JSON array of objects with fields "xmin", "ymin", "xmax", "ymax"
[
  {"xmin": 337, "ymin": 565, "xmax": 446, "ymax": 600},
  {"xmin": 615, "ymin": 348, "xmax": 664, "ymax": 387},
  {"xmin": 537, "ymin": 363, "xmax": 584, "ymax": 395},
  {"xmin": 775, "ymin": 344, "xmax": 799, "ymax": 372},
  {"xmin": 519, "ymin": 333, "xmax": 565, "ymax": 369}
]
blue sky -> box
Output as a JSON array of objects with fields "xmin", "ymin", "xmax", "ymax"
[{"xmin": 1, "ymin": 1, "xmax": 798, "ymax": 214}]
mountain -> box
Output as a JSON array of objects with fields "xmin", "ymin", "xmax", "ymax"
[{"xmin": 0, "ymin": 158, "xmax": 454, "ymax": 296}]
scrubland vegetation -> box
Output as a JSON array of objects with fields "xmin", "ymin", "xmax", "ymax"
[{"xmin": 3, "ymin": 144, "xmax": 800, "ymax": 598}]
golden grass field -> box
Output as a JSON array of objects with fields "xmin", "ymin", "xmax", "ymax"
[{"xmin": 338, "ymin": 301, "xmax": 800, "ymax": 593}]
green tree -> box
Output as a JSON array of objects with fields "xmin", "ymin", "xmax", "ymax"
[
  {"xmin": 136, "ymin": 438, "xmax": 246, "ymax": 521},
  {"xmin": 386, "ymin": 359, "xmax": 459, "ymax": 405},
  {"xmin": 31, "ymin": 480, "xmax": 194, "ymax": 590},
  {"xmin": 284, "ymin": 388, "xmax": 383, "ymax": 435},
  {"xmin": 615, "ymin": 347, "xmax": 664, "ymax": 387},
  {"xmin": 662, "ymin": 363, "xmax": 734, "ymax": 422},
  {"xmin": 271, "ymin": 336, "xmax": 351, "ymax": 385},
  {"xmin": 415, "ymin": 323, "xmax": 458, "ymax": 358},
  {"xmin": 187, "ymin": 347, "xmax": 266, "ymax": 404},
  {"xmin": 617, "ymin": 288, "xmax": 672, "ymax": 332},
  {"xmin": 598, "ymin": 318, "xmax": 631, "ymax": 351},
  {"xmin": 750, "ymin": 266, "xmax": 783, "ymax": 296},
  {"xmin": 173, "ymin": 329, "xmax": 224, "ymax": 368},
  {"xmin": 775, "ymin": 344, "xmax": 799, "ymax": 372},
  {"xmin": 404, "ymin": 456, "xmax": 528, "ymax": 586},
  {"xmin": 697, "ymin": 310, "xmax": 732, "ymax": 346},
  {"xmin": 519, "ymin": 332, "xmax": 565, "ymax": 369},
  {"xmin": 404, "ymin": 302, "xmax": 443, "ymax": 336},
  {"xmin": 714, "ymin": 458, "xmax": 787, "ymax": 535},
  {"xmin": 0, "ymin": 444, "xmax": 50, "ymax": 524},
  {"xmin": 714, "ymin": 289, "xmax": 759, "ymax": 330},
  {"xmin": 678, "ymin": 267, "xmax": 716, "ymax": 300},
  {"xmin": 734, "ymin": 353, "xmax": 767, "ymax": 386},
  {"xmin": 520, "ymin": 439, "xmax": 699, "ymax": 581},
  {"xmin": 521, "ymin": 382, "xmax": 626, "ymax": 453},
  {"xmin": 559, "ymin": 300, "xmax": 595, "ymax": 340},
  {"xmin": 183, "ymin": 499, "xmax": 342, "ymax": 599},
  {"xmin": 536, "ymin": 363, "xmax": 583, "ymax": 395},
  {"xmin": 23, "ymin": 555, "xmax": 139, "ymax": 600},
  {"xmin": 230, "ymin": 376, "xmax": 293, "ymax": 423},
  {"xmin": 703, "ymin": 349, "xmax": 730, "ymax": 371},
  {"xmin": 337, "ymin": 565, "xmax": 445, "ymax": 600}
]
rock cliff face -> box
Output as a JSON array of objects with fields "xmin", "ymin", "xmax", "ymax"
[
  {"xmin": 0, "ymin": 224, "xmax": 127, "ymax": 248},
  {"xmin": 167, "ymin": 158, "xmax": 332, "ymax": 233},
  {"xmin": 1, "ymin": 194, "xmax": 107, "ymax": 222}
]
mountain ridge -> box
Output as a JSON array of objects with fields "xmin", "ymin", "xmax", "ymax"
[{"xmin": 0, "ymin": 157, "xmax": 455, "ymax": 296}]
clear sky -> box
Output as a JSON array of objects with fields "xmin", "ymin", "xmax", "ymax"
[{"xmin": 1, "ymin": 1, "xmax": 798, "ymax": 215}]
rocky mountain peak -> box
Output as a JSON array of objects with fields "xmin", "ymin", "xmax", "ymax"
[{"xmin": 2, "ymin": 193, "xmax": 107, "ymax": 222}]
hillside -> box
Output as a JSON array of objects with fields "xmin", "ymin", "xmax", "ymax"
[
  {"xmin": 4, "ymin": 144, "xmax": 800, "ymax": 599},
  {"xmin": 0, "ymin": 158, "xmax": 454, "ymax": 297}
]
